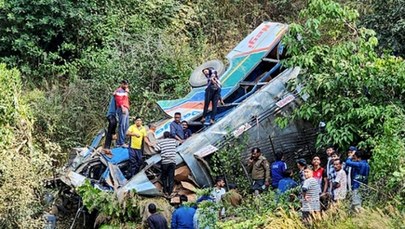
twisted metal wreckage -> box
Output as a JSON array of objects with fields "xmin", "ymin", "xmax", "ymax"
[{"xmin": 60, "ymin": 22, "xmax": 315, "ymax": 203}]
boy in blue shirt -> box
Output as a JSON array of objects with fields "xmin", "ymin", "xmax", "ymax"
[
  {"xmin": 271, "ymin": 152, "xmax": 287, "ymax": 189},
  {"xmin": 278, "ymin": 169, "xmax": 298, "ymax": 193},
  {"xmin": 171, "ymin": 195, "xmax": 196, "ymax": 229}
]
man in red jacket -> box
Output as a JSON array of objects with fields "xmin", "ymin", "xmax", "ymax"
[{"xmin": 114, "ymin": 80, "xmax": 130, "ymax": 147}]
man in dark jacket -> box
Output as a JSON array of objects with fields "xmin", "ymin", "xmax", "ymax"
[
  {"xmin": 104, "ymin": 96, "xmax": 117, "ymax": 150},
  {"xmin": 147, "ymin": 203, "xmax": 168, "ymax": 229},
  {"xmin": 247, "ymin": 147, "xmax": 270, "ymax": 195},
  {"xmin": 201, "ymin": 69, "xmax": 221, "ymax": 124}
]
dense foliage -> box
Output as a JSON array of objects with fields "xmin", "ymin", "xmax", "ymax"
[
  {"xmin": 359, "ymin": 0, "xmax": 405, "ymax": 57},
  {"xmin": 283, "ymin": 0, "xmax": 405, "ymax": 206},
  {"xmin": 210, "ymin": 134, "xmax": 252, "ymax": 195},
  {"xmin": 0, "ymin": 64, "xmax": 53, "ymax": 228},
  {"xmin": 0, "ymin": 0, "xmax": 404, "ymax": 227}
]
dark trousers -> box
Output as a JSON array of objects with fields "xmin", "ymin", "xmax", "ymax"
[
  {"xmin": 202, "ymin": 87, "xmax": 220, "ymax": 121},
  {"xmin": 129, "ymin": 148, "xmax": 143, "ymax": 177},
  {"xmin": 161, "ymin": 163, "xmax": 176, "ymax": 195},
  {"xmin": 104, "ymin": 115, "xmax": 117, "ymax": 149},
  {"xmin": 251, "ymin": 179, "xmax": 265, "ymax": 192}
]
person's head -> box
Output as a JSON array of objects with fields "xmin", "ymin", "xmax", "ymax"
[
  {"xmin": 333, "ymin": 159, "xmax": 343, "ymax": 171},
  {"xmin": 331, "ymin": 152, "xmax": 340, "ymax": 161},
  {"xmin": 174, "ymin": 112, "xmax": 181, "ymax": 123},
  {"xmin": 312, "ymin": 156, "xmax": 321, "ymax": 167},
  {"xmin": 215, "ymin": 177, "xmax": 225, "ymax": 188},
  {"xmin": 353, "ymin": 150, "xmax": 365, "ymax": 161},
  {"xmin": 134, "ymin": 116, "xmax": 142, "ymax": 127},
  {"xmin": 283, "ymin": 169, "xmax": 293, "ymax": 178},
  {"xmin": 181, "ymin": 120, "xmax": 189, "ymax": 130},
  {"xmin": 275, "ymin": 152, "xmax": 284, "ymax": 161},
  {"xmin": 202, "ymin": 68, "xmax": 211, "ymax": 76},
  {"xmin": 149, "ymin": 123, "xmax": 157, "ymax": 132},
  {"xmin": 296, "ymin": 158, "xmax": 307, "ymax": 170},
  {"xmin": 347, "ymin": 146, "xmax": 357, "ymax": 158},
  {"xmin": 303, "ymin": 167, "xmax": 314, "ymax": 179},
  {"xmin": 179, "ymin": 195, "xmax": 188, "ymax": 204},
  {"xmin": 163, "ymin": 131, "xmax": 170, "ymax": 139},
  {"xmin": 251, "ymin": 147, "xmax": 262, "ymax": 160},
  {"xmin": 120, "ymin": 79, "xmax": 129, "ymax": 89},
  {"xmin": 326, "ymin": 146, "xmax": 335, "ymax": 157},
  {"xmin": 148, "ymin": 203, "xmax": 157, "ymax": 214},
  {"xmin": 348, "ymin": 146, "xmax": 357, "ymax": 154}
]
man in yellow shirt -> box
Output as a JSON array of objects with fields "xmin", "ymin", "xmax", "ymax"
[{"xmin": 126, "ymin": 117, "xmax": 147, "ymax": 177}]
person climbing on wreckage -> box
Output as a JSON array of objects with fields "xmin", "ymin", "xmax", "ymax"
[
  {"xmin": 102, "ymin": 95, "xmax": 117, "ymax": 156},
  {"xmin": 201, "ymin": 68, "xmax": 224, "ymax": 125}
]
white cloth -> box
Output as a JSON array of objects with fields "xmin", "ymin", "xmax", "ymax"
[
  {"xmin": 211, "ymin": 188, "xmax": 226, "ymax": 203},
  {"xmin": 333, "ymin": 169, "xmax": 347, "ymax": 200}
]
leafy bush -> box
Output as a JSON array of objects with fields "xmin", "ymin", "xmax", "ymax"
[
  {"xmin": 360, "ymin": 0, "xmax": 405, "ymax": 57},
  {"xmin": 283, "ymin": 0, "xmax": 405, "ymax": 205},
  {"xmin": 0, "ymin": 64, "xmax": 52, "ymax": 228},
  {"xmin": 210, "ymin": 134, "xmax": 252, "ymax": 195},
  {"xmin": 77, "ymin": 180, "xmax": 142, "ymax": 225}
]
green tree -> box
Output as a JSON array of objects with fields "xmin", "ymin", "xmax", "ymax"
[
  {"xmin": 360, "ymin": 0, "xmax": 405, "ymax": 57},
  {"xmin": 283, "ymin": 0, "xmax": 405, "ymax": 206},
  {"xmin": 0, "ymin": 64, "xmax": 53, "ymax": 228},
  {"xmin": 0, "ymin": 0, "xmax": 108, "ymax": 80}
]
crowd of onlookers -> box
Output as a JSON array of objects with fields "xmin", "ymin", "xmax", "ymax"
[
  {"xmin": 101, "ymin": 80, "xmax": 371, "ymax": 228},
  {"xmin": 246, "ymin": 145, "xmax": 371, "ymax": 224},
  {"xmin": 145, "ymin": 145, "xmax": 371, "ymax": 228}
]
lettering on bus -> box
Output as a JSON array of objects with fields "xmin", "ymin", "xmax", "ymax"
[
  {"xmin": 275, "ymin": 95, "xmax": 295, "ymax": 108},
  {"xmin": 248, "ymin": 24, "xmax": 271, "ymax": 48}
]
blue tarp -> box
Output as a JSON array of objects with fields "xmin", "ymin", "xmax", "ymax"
[{"xmin": 105, "ymin": 147, "xmax": 129, "ymax": 164}]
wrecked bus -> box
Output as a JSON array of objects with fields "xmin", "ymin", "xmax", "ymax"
[{"xmin": 60, "ymin": 22, "xmax": 313, "ymax": 202}]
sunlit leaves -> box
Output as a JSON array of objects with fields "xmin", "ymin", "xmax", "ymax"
[{"xmin": 0, "ymin": 64, "xmax": 53, "ymax": 228}]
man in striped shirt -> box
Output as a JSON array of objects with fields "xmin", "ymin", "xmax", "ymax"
[
  {"xmin": 301, "ymin": 167, "xmax": 321, "ymax": 223},
  {"xmin": 155, "ymin": 131, "xmax": 179, "ymax": 197}
]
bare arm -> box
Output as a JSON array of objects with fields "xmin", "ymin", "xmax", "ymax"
[
  {"xmin": 323, "ymin": 177, "xmax": 328, "ymax": 193},
  {"xmin": 174, "ymin": 135, "xmax": 183, "ymax": 142},
  {"xmin": 144, "ymin": 136, "xmax": 151, "ymax": 146}
]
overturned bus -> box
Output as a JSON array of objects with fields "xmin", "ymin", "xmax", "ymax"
[{"xmin": 60, "ymin": 22, "xmax": 315, "ymax": 202}]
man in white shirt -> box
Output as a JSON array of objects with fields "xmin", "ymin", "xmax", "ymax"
[
  {"xmin": 332, "ymin": 159, "xmax": 347, "ymax": 202},
  {"xmin": 211, "ymin": 177, "xmax": 226, "ymax": 203}
]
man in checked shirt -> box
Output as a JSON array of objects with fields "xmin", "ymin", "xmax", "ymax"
[{"xmin": 323, "ymin": 149, "xmax": 340, "ymax": 199}]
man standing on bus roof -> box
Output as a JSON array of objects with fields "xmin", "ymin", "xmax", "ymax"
[{"xmin": 114, "ymin": 80, "xmax": 130, "ymax": 147}]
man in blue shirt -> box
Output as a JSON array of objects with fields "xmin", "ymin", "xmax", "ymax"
[
  {"xmin": 346, "ymin": 149, "xmax": 370, "ymax": 212},
  {"xmin": 170, "ymin": 112, "xmax": 185, "ymax": 143},
  {"xmin": 171, "ymin": 195, "xmax": 196, "ymax": 229},
  {"xmin": 271, "ymin": 152, "xmax": 287, "ymax": 189},
  {"xmin": 182, "ymin": 121, "xmax": 193, "ymax": 139},
  {"xmin": 277, "ymin": 169, "xmax": 298, "ymax": 194}
]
